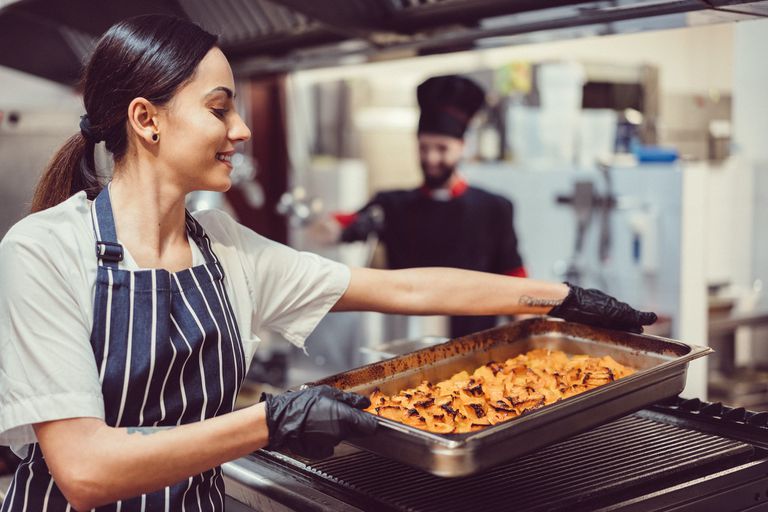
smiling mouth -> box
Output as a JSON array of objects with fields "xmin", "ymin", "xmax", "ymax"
[{"xmin": 216, "ymin": 153, "xmax": 232, "ymax": 164}]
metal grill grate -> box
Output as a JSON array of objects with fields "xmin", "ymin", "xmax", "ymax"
[{"xmin": 305, "ymin": 415, "xmax": 753, "ymax": 512}]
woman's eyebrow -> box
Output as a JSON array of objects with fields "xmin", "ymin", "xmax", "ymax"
[{"xmin": 204, "ymin": 86, "xmax": 235, "ymax": 100}]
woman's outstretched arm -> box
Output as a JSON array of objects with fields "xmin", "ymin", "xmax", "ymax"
[
  {"xmin": 334, "ymin": 267, "xmax": 656, "ymax": 333},
  {"xmin": 333, "ymin": 267, "xmax": 568, "ymax": 316}
]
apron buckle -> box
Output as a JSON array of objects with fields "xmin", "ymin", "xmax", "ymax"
[{"xmin": 95, "ymin": 241, "xmax": 124, "ymax": 262}]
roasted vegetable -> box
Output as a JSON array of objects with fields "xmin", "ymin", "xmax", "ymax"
[{"xmin": 364, "ymin": 349, "xmax": 634, "ymax": 433}]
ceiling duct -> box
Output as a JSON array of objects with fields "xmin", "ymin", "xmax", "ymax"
[{"xmin": 0, "ymin": 0, "xmax": 766, "ymax": 84}]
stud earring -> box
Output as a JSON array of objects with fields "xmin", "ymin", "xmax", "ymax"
[{"xmin": 152, "ymin": 133, "xmax": 159, "ymax": 142}]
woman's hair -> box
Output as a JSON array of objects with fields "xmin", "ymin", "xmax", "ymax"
[{"xmin": 30, "ymin": 15, "xmax": 218, "ymax": 213}]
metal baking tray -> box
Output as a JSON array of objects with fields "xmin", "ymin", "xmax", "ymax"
[{"xmin": 303, "ymin": 317, "xmax": 712, "ymax": 477}]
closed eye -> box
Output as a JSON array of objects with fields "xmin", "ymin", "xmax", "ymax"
[{"xmin": 211, "ymin": 108, "xmax": 229, "ymax": 119}]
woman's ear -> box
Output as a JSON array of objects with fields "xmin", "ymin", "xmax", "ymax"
[{"xmin": 127, "ymin": 97, "xmax": 160, "ymax": 144}]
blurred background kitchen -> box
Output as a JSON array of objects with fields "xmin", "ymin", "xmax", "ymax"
[{"xmin": 1, "ymin": 0, "xmax": 767, "ymax": 420}]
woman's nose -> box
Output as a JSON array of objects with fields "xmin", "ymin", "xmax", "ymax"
[{"xmin": 230, "ymin": 113, "xmax": 251, "ymax": 143}]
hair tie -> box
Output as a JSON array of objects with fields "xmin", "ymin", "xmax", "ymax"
[{"xmin": 79, "ymin": 114, "xmax": 103, "ymax": 143}]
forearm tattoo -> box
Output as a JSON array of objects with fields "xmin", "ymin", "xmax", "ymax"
[
  {"xmin": 519, "ymin": 295, "xmax": 564, "ymax": 308},
  {"xmin": 126, "ymin": 426, "xmax": 176, "ymax": 436}
]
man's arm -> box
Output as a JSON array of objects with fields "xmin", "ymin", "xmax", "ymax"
[
  {"xmin": 304, "ymin": 197, "xmax": 384, "ymax": 246},
  {"xmin": 338, "ymin": 202, "xmax": 385, "ymax": 243},
  {"xmin": 495, "ymin": 198, "xmax": 528, "ymax": 278}
]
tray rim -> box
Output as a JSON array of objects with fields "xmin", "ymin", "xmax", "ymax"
[{"xmin": 302, "ymin": 318, "xmax": 713, "ymax": 449}]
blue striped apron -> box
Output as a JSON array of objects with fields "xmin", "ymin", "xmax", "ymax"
[{"xmin": 2, "ymin": 186, "xmax": 246, "ymax": 511}]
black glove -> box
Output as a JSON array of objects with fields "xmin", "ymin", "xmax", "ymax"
[
  {"xmin": 340, "ymin": 205, "xmax": 384, "ymax": 243},
  {"xmin": 548, "ymin": 282, "xmax": 658, "ymax": 334},
  {"xmin": 261, "ymin": 385, "xmax": 378, "ymax": 459}
]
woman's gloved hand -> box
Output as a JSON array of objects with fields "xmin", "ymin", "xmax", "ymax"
[
  {"xmin": 261, "ymin": 384, "xmax": 378, "ymax": 459},
  {"xmin": 548, "ymin": 282, "xmax": 658, "ymax": 334}
]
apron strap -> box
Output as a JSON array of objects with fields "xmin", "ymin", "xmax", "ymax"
[
  {"xmin": 91, "ymin": 185, "xmax": 123, "ymax": 269},
  {"xmin": 90, "ymin": 184, "xmax": 220, "ymax": 268},
  {"xmin": 184, "ymin": 211, "xmax": 219, "ymax": 266}
]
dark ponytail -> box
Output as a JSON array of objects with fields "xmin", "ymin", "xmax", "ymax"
[
  {"xmin": 30, "ymin": 15, "xmax": 218, "ymax": 213},
  {"xmin": 31, "ymin": 134, "xmax": 95, "ymax": 213}
]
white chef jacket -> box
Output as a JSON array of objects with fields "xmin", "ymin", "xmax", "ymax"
[{"xmin": 0, "ymin": 191, "xmax": 350, "ymax": 455}]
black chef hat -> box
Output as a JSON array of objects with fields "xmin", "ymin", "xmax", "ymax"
[{"xmin": 417, "ymin": 75, "xmax": 486, "ymax": 139}]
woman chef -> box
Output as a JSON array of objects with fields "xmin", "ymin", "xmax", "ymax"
[{"xmin": 0, "ymin": 15, "xmax": 656, "ymax": 511}]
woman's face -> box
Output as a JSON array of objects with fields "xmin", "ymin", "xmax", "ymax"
[{"xmin": 157, "ymin": 47, "xmax": 251, "ymax": 193}]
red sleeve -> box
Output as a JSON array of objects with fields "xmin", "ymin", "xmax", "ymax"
[
  {"xmin": 332, "ymin": 212, "xmax": 359, "ymax": 229},
  {"xmin": 504, "ymin": 266, "xmax": 528, "ymax": 278}
]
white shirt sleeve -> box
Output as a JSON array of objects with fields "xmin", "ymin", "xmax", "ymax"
[
  {"xmin": 248, "ymin": 238, "xmax": 351, "ymax": 348},
  {"xmin": 196, "ymin": 210, "xmax": 351, "ymax": 349},
  {"xmin": 0, "ymin": 231, "xmax": 104, "ymax": 450}
]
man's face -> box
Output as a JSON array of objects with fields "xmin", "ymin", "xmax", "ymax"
[{"xmin": 418, "ymin": 133, "xmax": 464, "ymax": 189}]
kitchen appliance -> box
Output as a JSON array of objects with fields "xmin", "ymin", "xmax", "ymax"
[{"xmin": 223, "ymin": 395, "xmax": 768, "ymax": 511}]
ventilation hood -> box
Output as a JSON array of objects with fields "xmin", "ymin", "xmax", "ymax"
[{"xmin": 0, "ymin": 0, "xmax": 766, "ymax": 84}]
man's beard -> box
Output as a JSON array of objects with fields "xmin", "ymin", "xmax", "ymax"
[{"xmin": 421, "ymin": 162, "xmax": 456, "ymax": 189}]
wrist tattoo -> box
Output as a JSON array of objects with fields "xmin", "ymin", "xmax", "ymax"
[
  {"xmin": 519, "ymin": 295, "xmax": 564, "ymax": 308},
  {"xmin": 126, "ymin": 426, "xmax": 175, "ymax": 436}
]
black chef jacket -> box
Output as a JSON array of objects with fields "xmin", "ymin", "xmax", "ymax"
[{"xmin": 341, "ymin": 185, "xmax": 526, "ymax": 338}]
